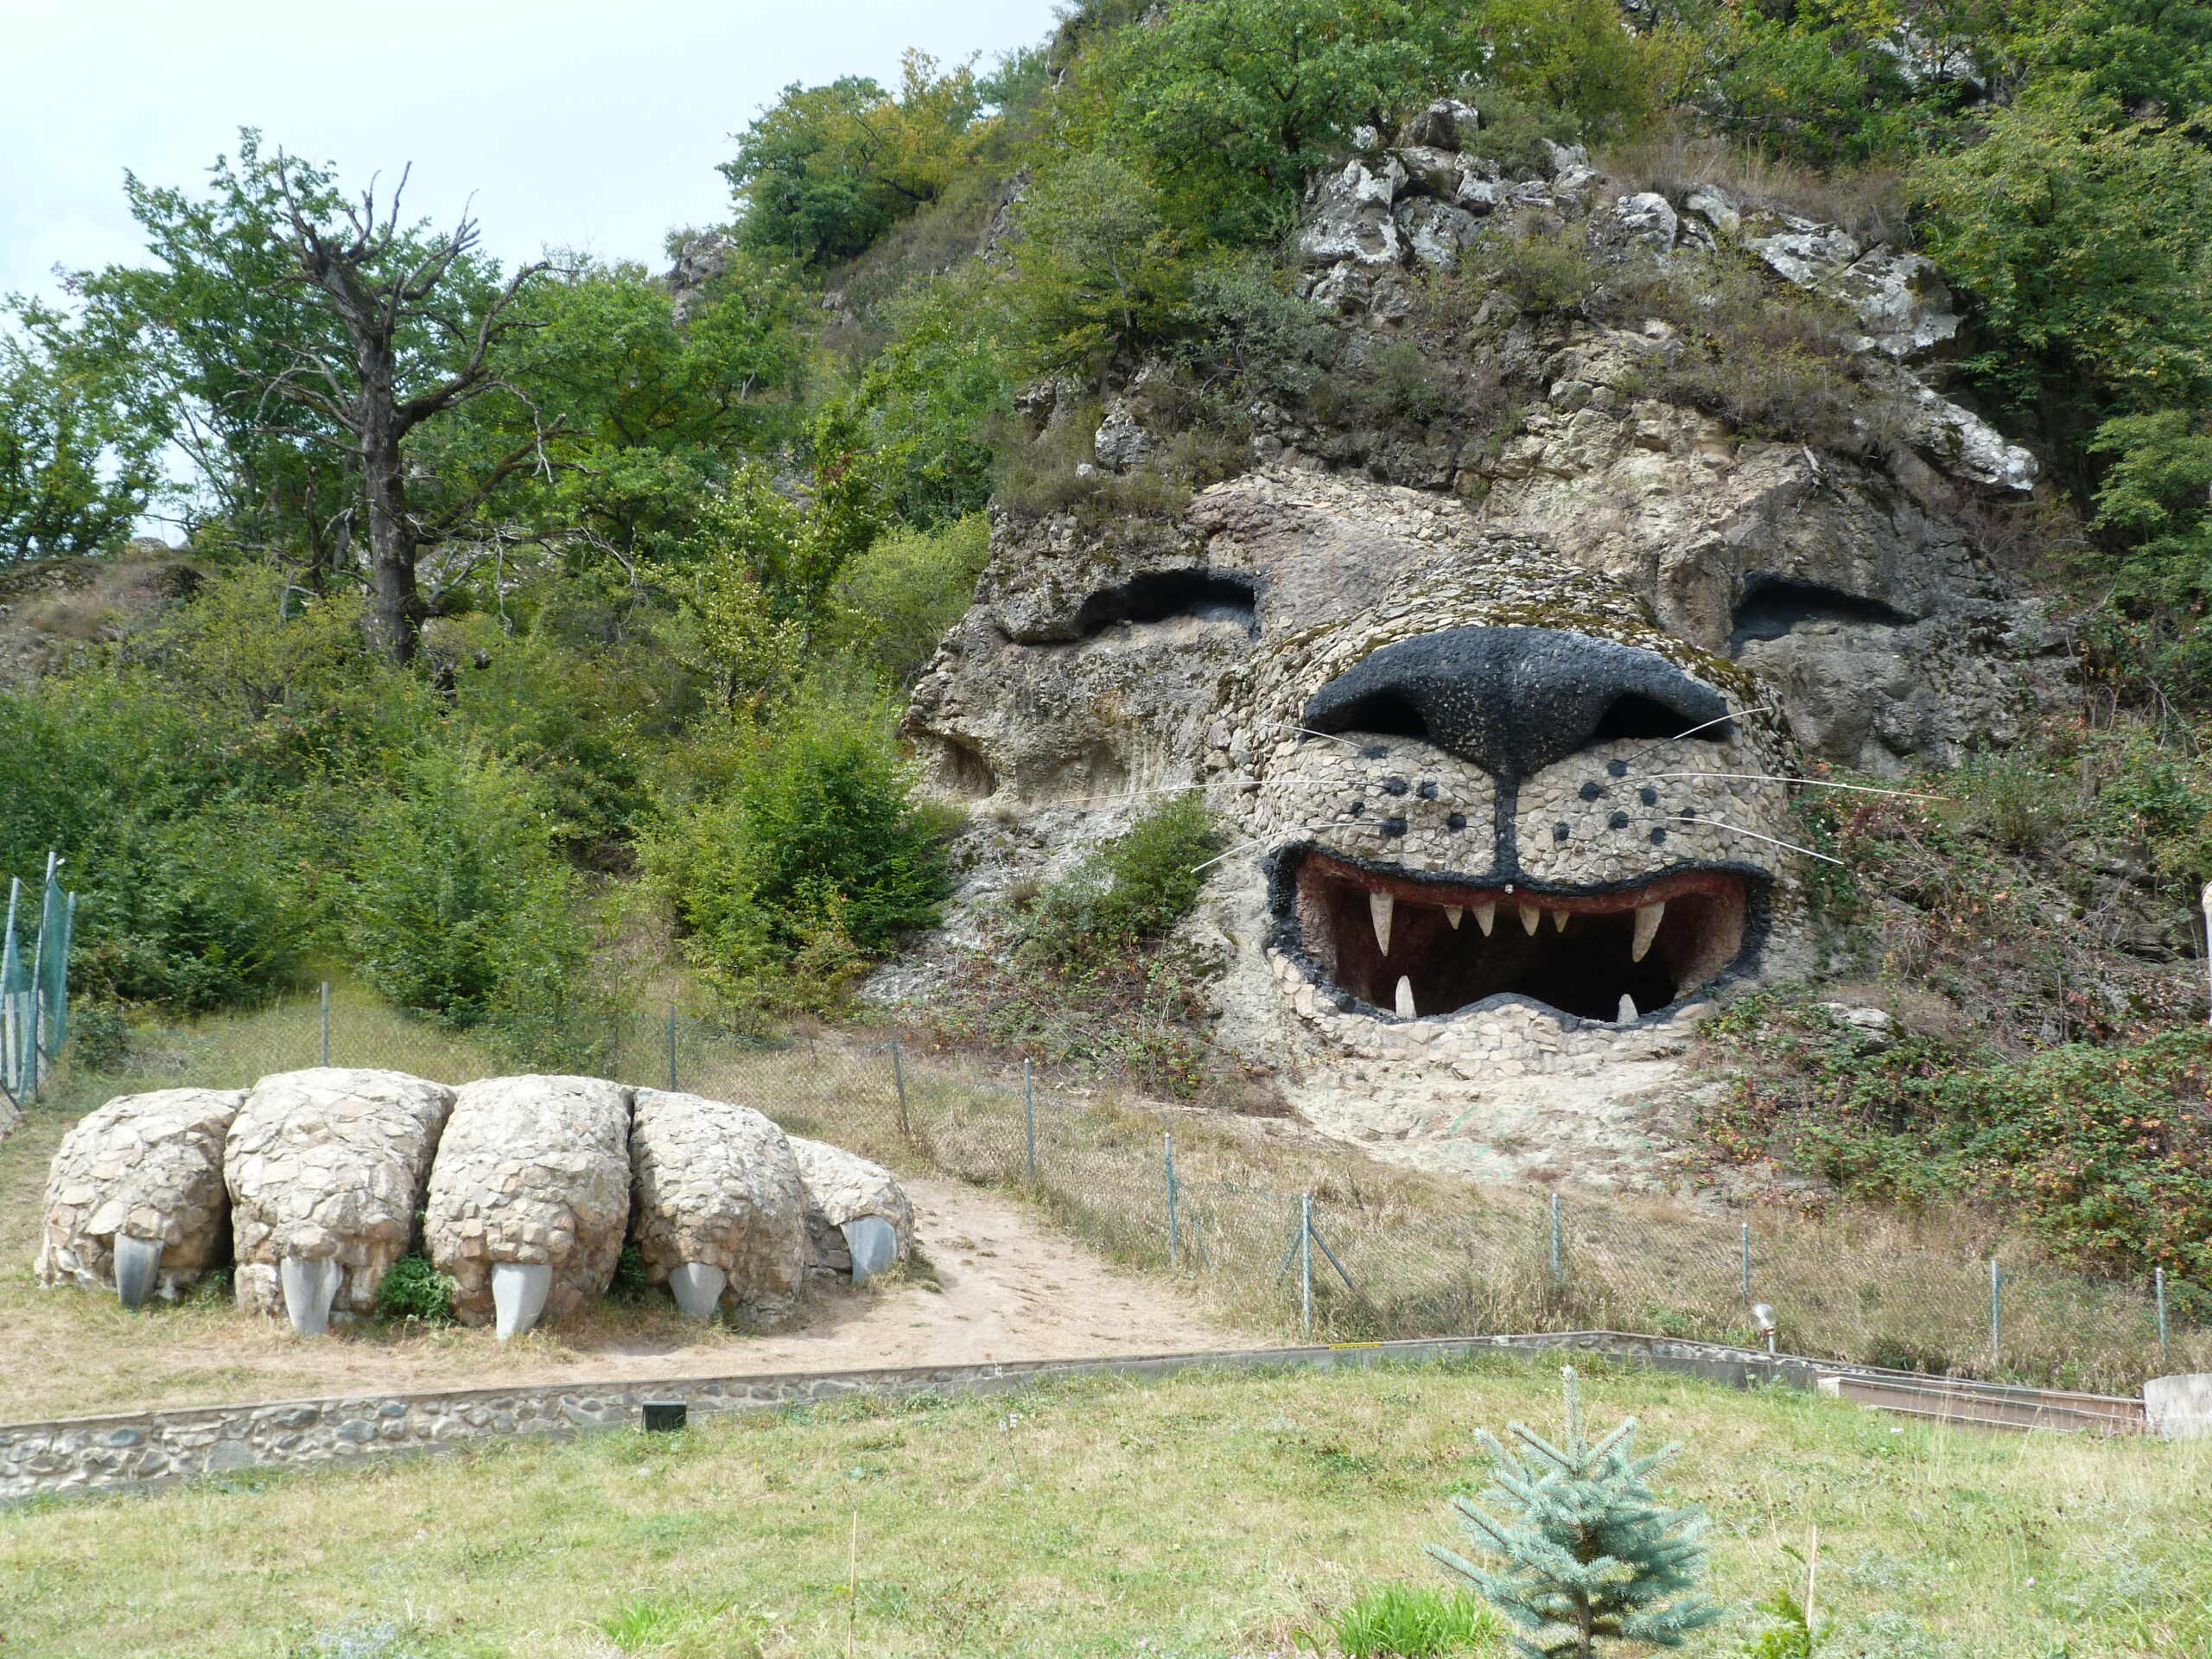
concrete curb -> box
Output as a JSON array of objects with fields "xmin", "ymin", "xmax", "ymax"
[{"xmin": 0, "ymin": 1329, "xmax": 1868, "ymax": 1503}]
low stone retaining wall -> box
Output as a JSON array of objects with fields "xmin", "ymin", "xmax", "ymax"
[{"xmin": 0, "ymin": 1330, "xmax": 1901, "ymax": 1503}]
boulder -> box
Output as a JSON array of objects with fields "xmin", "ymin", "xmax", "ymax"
[
  {"xmin": 787, "ymin": 1136, "xmax": 915, "ymax": 1285},
  {"xmin": 1832, "ymin": 247, "xmax": 1961, "ymax": 360},
  {"xmin": 1093, "ymin": 400, "xmax": 1156, "ymax": 473},
  {"xmin": 38, "ymin": 1088, "xmax": 244, "ymax": 1306},
  {"xmin": 1297, "ymin": 158, "xmax": 1406, "ymax": 268},
  {"xmin": 1395, "ymin": 196, "xmax": 1484, "ymax": 269},
  {"xmin": 423, "ymin": 1076, "xmax": 632, "ymax": 1337},
  {"xmin": 1894, "ymin": 376, "xmax": 2040, "ymax": 492},
  {"xmin": 628, "ymin": 1088, "xmax": 808, "ymax": 1323},
  {"xmin": 226, "ymin": 1068, "xmax": 454, "ymax": 1335},
  {"xmin": 1592, "ymin": 192, "xmax": 1678, "ymax": 259},
  {"xmin": 1400, "ymin": 98, "xmax": 1482, "ymax": 151}
]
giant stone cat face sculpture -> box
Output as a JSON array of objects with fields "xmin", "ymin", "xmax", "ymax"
[{"xmin": 904, "ymin": 463, "xmax": 1999, "ymax": 1181}]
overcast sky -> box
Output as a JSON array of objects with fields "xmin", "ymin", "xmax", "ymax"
[{"xmin": 1, "ymin": 0, "xmax": 1059, "ymax": 304}]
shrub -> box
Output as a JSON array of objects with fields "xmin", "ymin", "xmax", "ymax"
[
  {"xmin": 346, "ymin": 747, "xmax": 604, "ymax": 1057},
  {"xmin": 1429, "ymin": 1367, "xmax": 1719, "ymax": 1658},
  {"xmin": 645, "ymin": 692, "xmax": 952, "ymax": 1016},
  {"xmin": 373, "ymin": 1254, "xmax": 456, "ymax": 1325},
  {"xmin": 1319, "ymin": 1582, "xmax": 1504, "ymax": 1656},
  {"xmin": 828, "ymin": 514, "xmax": 992, "ymax": 690},
  {"xmin": 1022, "ymin": 793, "xmax": 1224, "ymax": 973}
]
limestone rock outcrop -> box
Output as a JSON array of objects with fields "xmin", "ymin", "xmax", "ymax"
[
  {"xmin": 423, "ymin": 1076, "xmax": 632, "ymax": 1336},
  {"xmin": 38, "ymin": 1088, "xmax": 244, "ymax": 1305},
  {"xmin": 788, "ymin": 1136, "xmax": 913, "ymax": 1283},
  {"xmin": 226, "ymin": 1069, "xmax": 454, "ymax": 1335},
  {"xmin": 628, "ymin": 1088, "xmax": 808, "ymax": 1322}
]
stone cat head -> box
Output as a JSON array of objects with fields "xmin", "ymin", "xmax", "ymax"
[{"xmin": 906, "ymin": 468, "xmax": 1816, "ymax": 1057}]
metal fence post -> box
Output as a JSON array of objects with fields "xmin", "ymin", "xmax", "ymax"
[
  {"xmin": 890, "ymin": 1038, "xmax": 910, "ymax": 1139},
  {"xmin": 1023, "ymin": 1059, "xmax": 1037, "ymax": 1183},
  {"xmin": 319, "ymin": 981, "xmax": 331, "ymax": 1067},
  {"xmin": 665, "ymin": 1006, "xmax": 677, "ymax": 1092},
  {"xmin": 2156, "ymin": 1268, "xmax": 2170, "ymax": 1363},
  {"xmin": 1300, "ymin": 1193, "xmax": 1313, "ymax": 1341},
  {"xmin": 1164, "ymin": 1133, "xmax": 1179, "ymax": 1268},
  {"xmin": 1741, "ymin": 1222, "xmax": 1752, "ymax": 1305},
  {"xmin": 1989, "ymin": 1258, "xmax": 2002, "ymax": 1365},
  {"xmin": 1548, "ymin": 1192, "xmax": 1564, "ymax": 1295}
]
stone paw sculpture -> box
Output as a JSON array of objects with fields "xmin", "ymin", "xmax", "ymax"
[
  {"xmin": 629, "ymin": 1087, "xmax": 809, "ymax": 1323},
  {"xmin": 226, "ymin": 1068, "xmax": 454, "ymax": 1337},
  {"xmin": 789, "ymin": 1136, "xmax": 915, "ymax": 1285},
  {"xmin": 37, "ymin": 1088, "xmax": 245, "ymax": 1306},
  {"xmin": 423, "ymin": 1076, "xmax": 632, "ymax": 1339}
]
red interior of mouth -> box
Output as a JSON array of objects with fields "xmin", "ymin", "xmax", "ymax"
[{"xmin": 1292, "ymin": 852, "xmax": 1748, "ymax": 1023}]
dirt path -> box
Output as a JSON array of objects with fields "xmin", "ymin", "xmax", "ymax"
[{"xmin": 1, "ymin": 1173, "xmax": 1246, "ymax": 1423}]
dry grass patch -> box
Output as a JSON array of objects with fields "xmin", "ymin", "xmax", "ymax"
[{"xmin": 1, "ymin": 1355, "xmax": 2208, "ymax": 1658}]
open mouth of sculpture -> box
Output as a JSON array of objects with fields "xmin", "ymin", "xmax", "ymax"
[{"xmin": 1287, "ymin": 851, "xmax": 1753, "ymax": 1024}]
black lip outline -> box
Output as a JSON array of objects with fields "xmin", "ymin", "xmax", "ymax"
[{"xmin": 1262, "ymin": 841, "xmax": 1776, "ymax": 1030}]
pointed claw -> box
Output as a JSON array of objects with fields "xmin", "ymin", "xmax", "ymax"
[
  {"xmin": 1618, "ymin": 993, "xmax": 1639, "ymax": 1024},
  {"xmin": 1519, "ymin": 904, "xmax": 1540, "ymax": 935},
  {"xmin": 1632, "ymin": 902, "xmax": 1665, "ymax": 963},
  {"xmin": 1395, "ymin": 976, "xmax": 1417, "ymax": 1018},
  {"xmin": 113, "ymin": 1234, "xmax": 163, "ymax": 1310},
  {"xmin": 1369, "ymin": 891, "xmax": 1395, "ymax": 956},
  {"xmin": 492, "ymin": 1262, "xmax": 553, "ymax": 1340},
  {"xmin": 840, "ymin": 1217, "xmax": 900, "ymax": 1286},
  {"xmin": 279, "ymin": 1255, "xmax": 343, "ymax": 1338},
  {"xmin": 1471, "ymin": 901, "xmax": 1496, "ymax": 936},
  {"xmin": 668, "ymin": 1262, "xmax": 728, "ymax": 1320},
  {"xmin": 1446, "ymin": 906, "xmax": 1463, "ymax": 931}
]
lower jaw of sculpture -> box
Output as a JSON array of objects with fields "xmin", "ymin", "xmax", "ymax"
[{"xmin": 1284, "ymin": 849, "xmax": 1758, "ymax": 1025}]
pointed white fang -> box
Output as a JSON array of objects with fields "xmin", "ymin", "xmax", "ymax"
[
  {"xmin": 492, "ymin": 1262, "xmax": 553, "ymax": 1341},
  {"xmin": 1551, "ymin": 909, "xmax": 1569, "ymax": 932},
  {"xmin": 1446, "ymin": 906, "xmax": 1463, "ymax": 930},
  {"xmin": 1618, "ymin": 993, "xmax": 1639, "ymax": 1024},
  {"xmin": 669, "ymin": 1262, "xmax": 727, "ymax": 1321},
  {"xmin": 1370, "ymin": 890, "xmax": 1395, "ymax": 956},
  {"xmin": 1471, "ymin": 901, "xmax": 1496, "ymax": 936},
  {"xmin": 1631, "ymin": 901, "xmax": 1666, "ymax": 962},
  {"xmin": 279, "ymin": 1255, "xmax": 343, "ymax": 1338},
  {"xmin": 1395, "ymin": 976, "xmax": 1416, "ymax": 1018},
  {"xmin": 112, "ymin": 1234, "xmax": 163, "ymax": 1310},
  {"xmin": 1519, "ymin": 903, "xmax": 1540, "ymax": 935}
]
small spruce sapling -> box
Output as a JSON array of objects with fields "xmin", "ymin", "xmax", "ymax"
[{"xmin": 1427, "ymin": 1366, "xmax": 1721, "ymax": 1659}]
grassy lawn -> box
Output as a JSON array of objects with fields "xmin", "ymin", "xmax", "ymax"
[{"xmin": 3, "ymin": 1354, "xmax": 2208, "ymax": 1659}]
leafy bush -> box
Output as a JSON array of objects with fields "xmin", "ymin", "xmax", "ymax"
[
  {"xmin": 1021, "ymin": 793, "xmax": 1224, "ymax": 973},
  {"xmin": 1316, "ymin": 1582, "xmax": 1503, "ymax": 1656},
  {"xmin": 645, "ymin": 692, "xmax": 952, "ymax": 1016},
  {"xmin": 828, "ymin": 514, "xmax": 992, "ymax": 690},
  {"xmin": 373, "ymin": 1254, "xmax": 456, "ymax": 1325},
  {"xmin": 346, "ymin": 747, "xmax": 604, "ymax": 1056}
]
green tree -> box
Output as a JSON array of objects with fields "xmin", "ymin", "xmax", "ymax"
[
  {"xmin": 1103, "ymin": 0, "xmax": 1442, "ymax": 240},
  {"xmin": 69, "ymin": 132, "xmax": 551, "ymax": 660},
  {"xmin": 1010, "ymin": 153, "xmax": 1189, "ymax": 370},
  {"xmin": 1427, "ymin": 1367, "xmax": 1720, "ymax": 1659},
  {"xmin": 1911, "ymin": 84, "xmax": 2212, "ymax": 435},
  {"xmin": 669, "ymin": 408, "xmax": 889, "ymax": 710},
  {"xmin": 722, "ymin": 52, "xmax": 986, "ymax": 266},
  {"xmin": 477, "ymin": 254, "xmax": 805, "ymax": 569},
  {"xmin": 0, "ymin": 318, "xmax": 162, "ymax": 560}
]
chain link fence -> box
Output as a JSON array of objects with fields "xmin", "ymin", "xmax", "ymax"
[{"xmin": 59, "ymin": 984, "xmax": 2212, "ymax": 1396}]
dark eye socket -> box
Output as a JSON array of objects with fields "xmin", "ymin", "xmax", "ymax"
[
  {"xmin": 1589, "ymin": 692, "xmax": 1728, "ymax": 747},
  {"xmin": 1730, "ymin": 573, "xmax": 1915, "ymax": 652},
  {"xmin": 1075, "ymin": 569, "xmax": 1257, "ymax": 639}
]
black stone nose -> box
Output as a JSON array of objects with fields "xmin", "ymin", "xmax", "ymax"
[{"xmin": 1300, "ymin": 626, "xmax": 1732, "ymax": 785}]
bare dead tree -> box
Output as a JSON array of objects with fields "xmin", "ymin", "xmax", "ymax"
[{"xmin": 258, "ymin": 154, "xmax": 554, "ymax": 663}]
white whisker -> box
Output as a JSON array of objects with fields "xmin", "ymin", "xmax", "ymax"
[
  {"xmin": 1648, "ymin": 772, "xmax": 1948, "ymax": 801},
  {"xmin": 1625, "ymin": 816, "xmax": 1847, "ymax": 866},
  {"xmin": 1620, "ymin": 703, "xmax": 1780, "ymax": 766}
]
